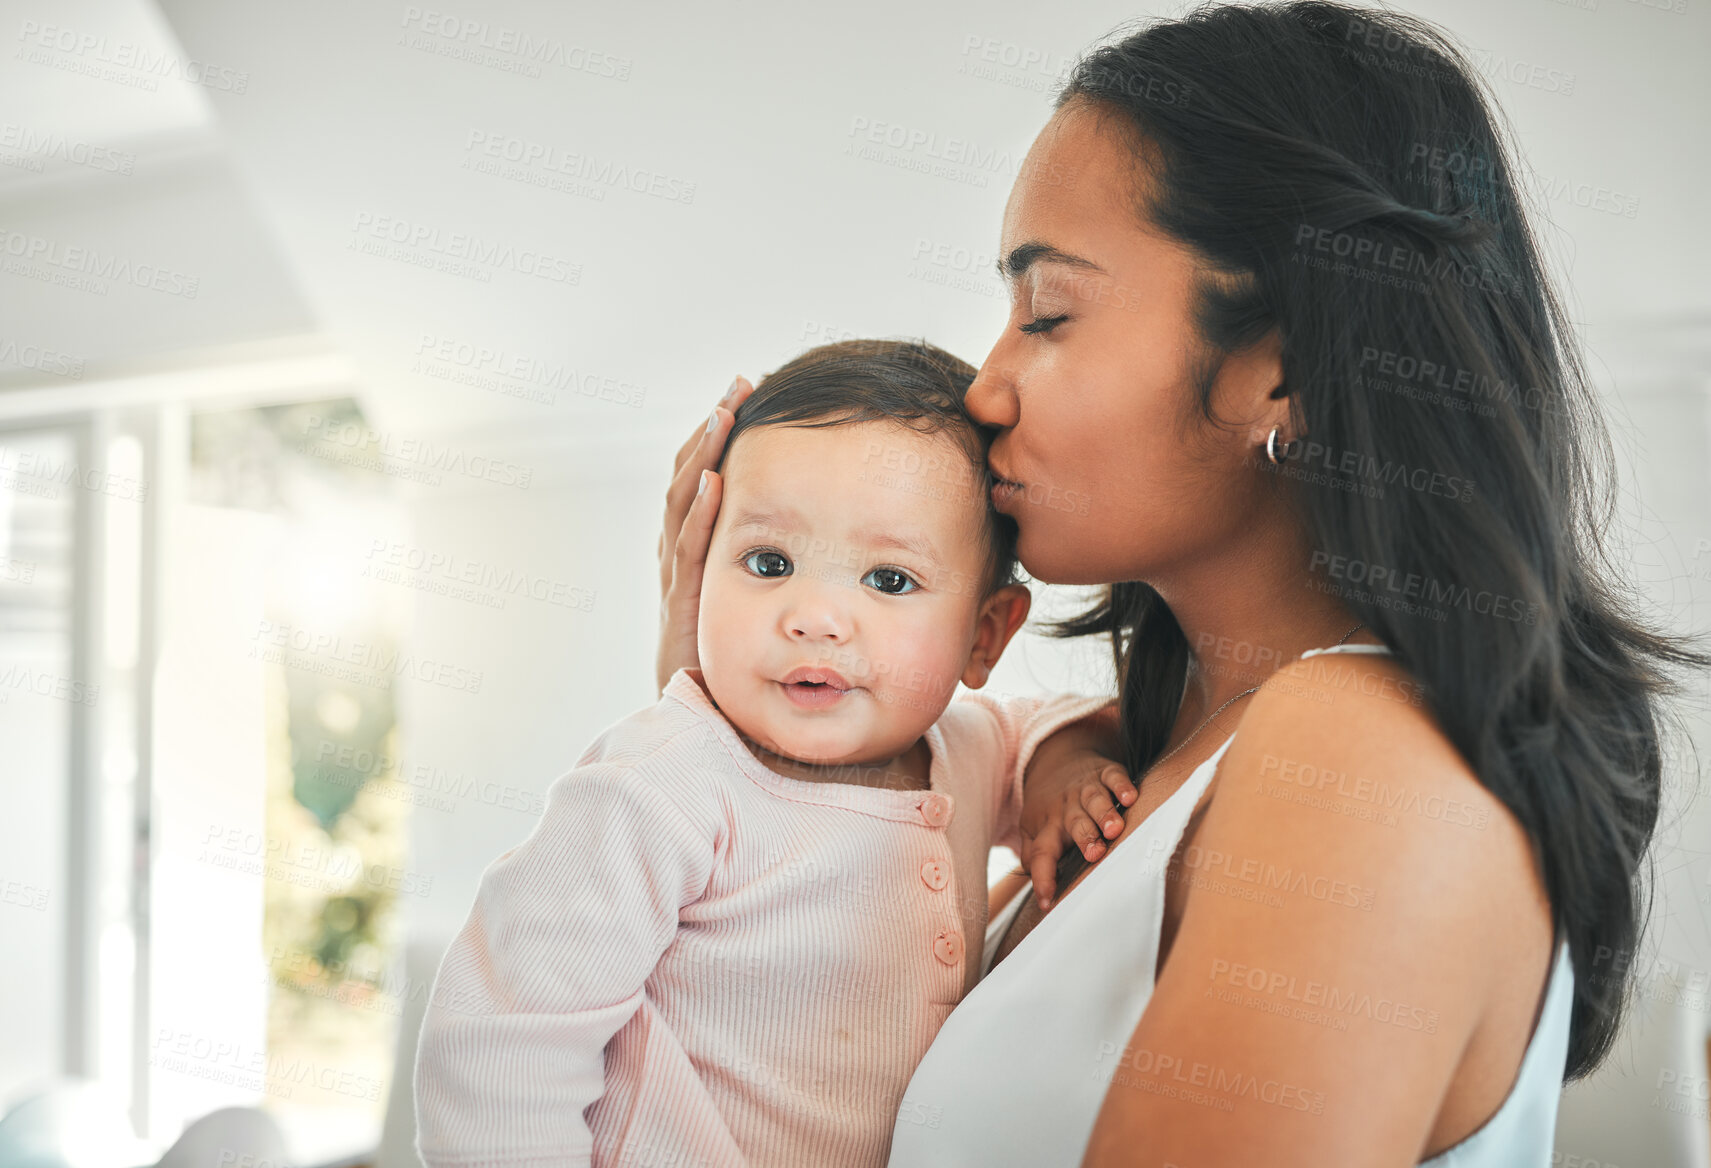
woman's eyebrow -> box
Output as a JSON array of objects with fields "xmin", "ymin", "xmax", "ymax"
[{"xmin": 998, "ymin": 241, "xmax": 1106, "ymax": 280}]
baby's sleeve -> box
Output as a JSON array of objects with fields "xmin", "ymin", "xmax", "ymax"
[
  {"xmin": 953, "ymin": 690, "xmax": 1117, "ymax": 856},
  {"xmin": 413, "ymin": 762, "xmax": 717, "ymax": 1167}
]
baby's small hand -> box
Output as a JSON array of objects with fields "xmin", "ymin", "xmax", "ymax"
[{"xmin": 1019, "ymin": 718, "xmax": 1134, "ymax": 909}]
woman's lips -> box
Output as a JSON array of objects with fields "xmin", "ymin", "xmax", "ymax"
[{"xmin": 987, "ymin": 458, "xmax": 1023, "ymax": 509}]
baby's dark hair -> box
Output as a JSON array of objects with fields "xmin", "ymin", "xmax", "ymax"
[{"xmin": 716, "ymin": 338, "xmax": 1020, "ymax": 599}]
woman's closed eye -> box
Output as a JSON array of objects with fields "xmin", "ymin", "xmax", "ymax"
[{"xmin": 1018, "ymin": 314, "xmax": 1069, "ymax": 335}]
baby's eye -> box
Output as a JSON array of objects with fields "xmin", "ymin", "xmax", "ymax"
[
  {"xmin": 742, "ymin": 549, "xmax": 792, "ymax": 578},
  {"xmin": 862, "ymin": 567, "xmax": 919, "ymax": 595}
]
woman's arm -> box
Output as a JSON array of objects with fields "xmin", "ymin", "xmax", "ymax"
[
  {"xmin": 656, "ymin": 376, "xmax": 755, "ymax": 695},
  {"xmin": 1081, "ymin": 657, "xmax": 1542, "ymax": 1167}
]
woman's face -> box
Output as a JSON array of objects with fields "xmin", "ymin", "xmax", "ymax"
[{"xmin": 968, "ymin": 100, "xmax": 1286, "ymax": 588}]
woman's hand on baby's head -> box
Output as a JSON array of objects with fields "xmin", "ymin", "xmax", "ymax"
[{"xmin": 656, "ymin": 375, "xmax": 757, "ymax": 695}]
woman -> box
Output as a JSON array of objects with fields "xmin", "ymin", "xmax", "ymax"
[{"xmin": 657, "ymin": 3, "xmax": 1707, "ymax": 1164}]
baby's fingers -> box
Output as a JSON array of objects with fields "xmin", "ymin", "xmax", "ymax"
[
  {"xmin": 1023, "ymin": 830, "xmax": 1064, "ymax": 911},
  {"xmin": 1054, "ymin": 794, "xmax": 1108, "ymax": 864},
  {"xmin": 1099, "ymin": 762, "xmax": 1138, "ymax": 808},
  {"xmin": 1079, "ymin": 783, "xmax": 1125, "ymax": 844}
]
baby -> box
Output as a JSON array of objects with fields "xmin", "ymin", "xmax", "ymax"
[{"xmin": 413, "ymin": 339, "xmax": 1118, "ymax": 1168}]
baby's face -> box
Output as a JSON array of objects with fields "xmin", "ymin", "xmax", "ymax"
[{"xmin": 698, "ymin": 419, "xmax": 1002, "ymax": 770}]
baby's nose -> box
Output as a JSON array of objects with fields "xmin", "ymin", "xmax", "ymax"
[
  {"xmin": 783, "ymin": 579, "xmax": 852, "ymax": 641},
  {"xmin": 787, "ymin": 607, "xmax": 849, "ymax": 641}
]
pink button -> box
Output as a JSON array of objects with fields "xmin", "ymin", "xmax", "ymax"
[
  {"xmin": 933, "ymin": 929, "xmax": 962, "ymax": 966},
  {"xmin": 919, "ymin": 793, "xmax": 952, "ymax": 828},
  {"xmin": 920, "ymin": 860, "xmax": 949, "ymax": 891}
]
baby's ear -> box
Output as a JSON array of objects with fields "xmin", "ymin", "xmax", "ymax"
[{"xmin": 961, "ymin": 584, "xmax": 1032, "ymax": 689}]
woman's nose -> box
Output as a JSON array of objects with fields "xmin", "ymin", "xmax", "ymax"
[{"xmin": 965, "ymin": 340, "xmax": 1019, "ymax": 429}]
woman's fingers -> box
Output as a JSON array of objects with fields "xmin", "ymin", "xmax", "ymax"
[
  {"xmin": 661, "ymin": 406, "xmax": 729, "ymax": 593},
  {"xmin": 660, "ymin": 376, "xmax": 754, "ymax": 597},
  {"xmin": 655, "ymin": 468, "xmax": 723, "ymax": 693},
  {"xmin": 655, "ymin": 374, "xmax": 755, "ymax": 694},
  {"xmin": 671, "ymin": 375, "xmax": 752, "ymax": 477},
  {"xmin": 672, "ymin": 468, "xmax": 724, "ymax": 591}
]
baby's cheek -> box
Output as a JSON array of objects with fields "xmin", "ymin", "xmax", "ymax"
[
  {"xmin": 873, "ymin": 615, "xmax": 968, "ymax": 713},
  {"xmin": 695, "ymin": 581, "xmax": 727, "ymax": 674},
  {"xmin": 696, "ymin": 580, "xmax": 756, "ymax": 690}
]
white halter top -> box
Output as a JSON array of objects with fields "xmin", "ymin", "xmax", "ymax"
[{"xmin": 889, "ymin": 643, "xmax": 1574, "ymax": 1166}]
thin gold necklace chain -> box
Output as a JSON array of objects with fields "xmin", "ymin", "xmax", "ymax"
[{"xmin": 1144, "ymin": 620, "xmax": 1366, "ymax": 777}]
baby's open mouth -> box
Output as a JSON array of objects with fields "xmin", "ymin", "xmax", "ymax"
[
  {"xmin": 778, "ymin": 669, "xmax": 854, "ymax": 706},
  {"xmin": 780, "ymin": 667, "xmax": 852, "ymax": 690}
]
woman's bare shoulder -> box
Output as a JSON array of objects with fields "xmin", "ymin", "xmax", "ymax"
[
  {"xmin": 1097, "ymin": 648, "xmax": 1556, "ymax": 1162},
  {"xmin": 1120, "ymin": 648, "xmax": 1558, "ymax": 1158},
  {"xmin": 1214, "ymin": 647, "xmax": 1546, "ymax": 937},
  {"xmin": 1233, "ymin": 651, "xmax": 1500, "ymax": 819}
]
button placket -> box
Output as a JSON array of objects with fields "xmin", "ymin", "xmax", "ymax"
[
  {"xmin": 914, "ymin": 792, "xmax": 963, "ymax": 972},
  {"xmin": 918, "ymin": 792, "xmax": 952, "ymax": 828}
]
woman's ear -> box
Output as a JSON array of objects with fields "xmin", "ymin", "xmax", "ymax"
[
  {"xmin": 1212, "ymin": 326, "xmax": 1292, "ymax": 449},
  {"xmin": 961, "ymin": 583, "xmax": 1032, "ymax": 689}
]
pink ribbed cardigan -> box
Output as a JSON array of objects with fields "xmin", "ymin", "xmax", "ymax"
[{"xmin": 414, "ymin": 666, "xmax": 1110, "ymax": 1168}]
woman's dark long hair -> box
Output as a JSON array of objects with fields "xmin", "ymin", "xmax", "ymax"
[{"xmin": 1044, "ymin": 1, "xmax": 1710, "ymax": 1080}]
